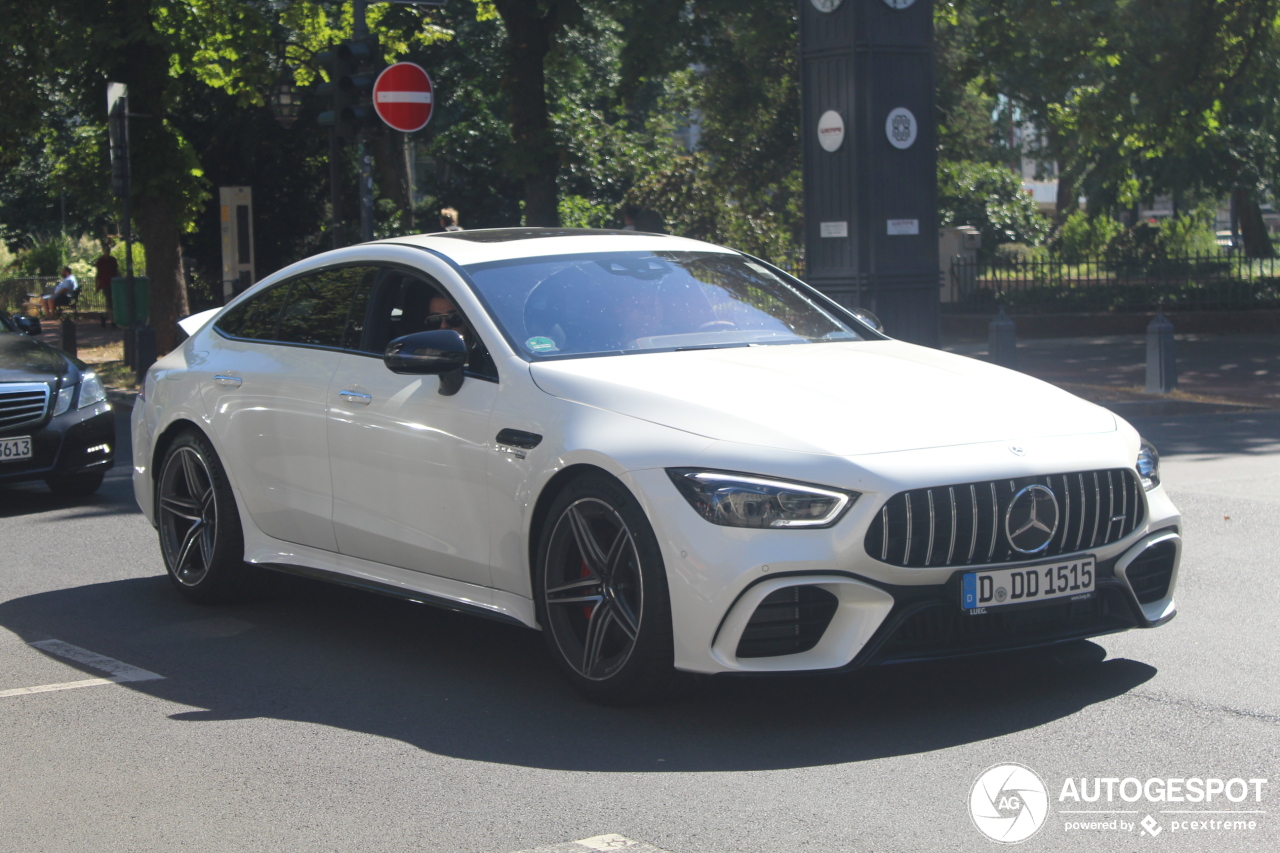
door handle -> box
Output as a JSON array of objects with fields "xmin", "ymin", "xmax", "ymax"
[
  {"xmin": 213, "ymin": 375, "xmax": 242, "ymax": 387},
  {"xmin": 339, "ymin": 390, "xmax": 372, "ymax": 405}
]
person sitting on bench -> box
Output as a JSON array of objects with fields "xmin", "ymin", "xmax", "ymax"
[{"xmin": 42, "ymin": 267, "xmax": 78, "ymax": 319}]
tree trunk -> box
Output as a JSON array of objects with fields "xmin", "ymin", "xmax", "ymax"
[
  {"xmin": 136, "ymin": 193, "xmax": 189, "ymax": 354},
  {"xmin": 1233, "ymin": 188, "xmax": 1275, "ymax": 258},
  {"xmin": 1054, "ymin": 168, "xmax": 1077, "ymax": 226},
  {"xmin": 493, "ymin": 0, "xmax": 561, "ymax": 227},
  {"xmin": 372, "ymin": 132, "xmax": 413, "ymax": 233}
]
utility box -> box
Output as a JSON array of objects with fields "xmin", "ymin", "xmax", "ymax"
[
  {"xmin": 939, "ymin": 225, "xmax": 981, "ymax": 303},
  {"xmin": 220, "ymin": 186, "xmax": 255, "ymax": 303}
]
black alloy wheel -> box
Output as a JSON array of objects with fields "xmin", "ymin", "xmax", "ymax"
[
  {"xmin": 156, "ymin": 431, "xmax": 249, "ymax": 603},
  {"xmin": 536, "ymin": 472, "xmax": 675, "ymax": 704}
]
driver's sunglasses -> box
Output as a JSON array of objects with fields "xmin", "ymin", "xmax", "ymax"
[{"xmin": 425, "ymin": 312, "xmax": 464, "ymax": 330}]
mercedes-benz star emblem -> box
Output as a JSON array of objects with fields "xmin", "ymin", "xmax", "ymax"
[{"xmin": 1004, "ymin": 484, "xmax": 1060, "ymax": 554}]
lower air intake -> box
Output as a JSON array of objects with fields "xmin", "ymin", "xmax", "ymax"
[
  {"xmin": 736, "ymin": 585, "xmax": 838, "ymax": 659},
  {"xmin": 1125, "ymin": 540, "xmax": 1177, "ymax": 603}
]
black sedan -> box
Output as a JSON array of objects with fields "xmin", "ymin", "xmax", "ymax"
[{"xmin": 0, "ymin": 311, "xmax": 114, "ymax": 495}]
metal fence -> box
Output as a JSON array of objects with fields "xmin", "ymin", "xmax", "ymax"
[
  {"xmin": 946, "ymin": 252, "xmax": 1280, "ymax": 313},
  {"xmin": 1, "ymin": 277, "xmax": 109, "ymax": 315}
]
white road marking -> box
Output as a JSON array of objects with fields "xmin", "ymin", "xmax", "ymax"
[
  {"xmin": 0, "ymin": 640, "xmax": 163, "ymax": 699},
  {"xmin": 507, "ymin": 835, "xmax": 672, "ymax": 853}
]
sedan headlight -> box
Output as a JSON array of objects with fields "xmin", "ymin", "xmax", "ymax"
[
  {"xmin": 50, "ymin": 372, "xmax": 107, "ymax": 417},
  {"xmin": 1137, "ymin": 439, "xmax": 1160, "ymax": 491},
  {"xmin": 667, "ymin": 469, "xmax": 858, "ymax": 529},
  {"xmin": 78, "ymin": 372, "xmax": 107, "ymax": 408}
]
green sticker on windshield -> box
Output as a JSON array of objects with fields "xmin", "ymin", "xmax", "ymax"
[{"xmin": 526, "ymin": 336, "xmax": 558, "ymax": 352}]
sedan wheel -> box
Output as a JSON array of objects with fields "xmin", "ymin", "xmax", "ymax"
[
  {"xmin": 156, "ymin": 431, "xmax": 248, "ymax": 603},
  {"xmin": 536, "ymin": 473, "xmax": 675, "ymax": 704}
]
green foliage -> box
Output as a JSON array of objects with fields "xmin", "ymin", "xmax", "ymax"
[
  {"xmin": 558, "ymin": 195, "xmax": 613, "ymax": 229},
  {"xmin": 1157, "ymin": 211, "xmax": 1221, "ymax": 256},
  {"xmin": 939, "ymin": 160, "xmax": 1050, "ymax": 250},
  {"xmin": 1056, "ymin": 211, "xmax": 1124, "ymax": 262}
]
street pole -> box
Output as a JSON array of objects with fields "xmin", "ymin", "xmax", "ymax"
[
  {"xmin": 329, "ymin": 127, "xmax": 342, "ymax": 249},
  {"xmin": 354, "ymin": 0, "xmax": 374, "ymax": 243},
  {"xmin": 358, "ymin": 134, "xmax": 374, "ymax": 242}
]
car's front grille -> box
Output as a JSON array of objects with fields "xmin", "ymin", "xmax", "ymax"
[
  {"xmin": 1124, "ymin": 539, "xmax": 1177, "ymax": 603},
  {"xmin": 865, "ymin": 468, "xmax": 1145, "ymax": 568},
  {"xmin": 736, "ymin": 585, "xmax": 839, "ymax": 658},
  {"xmin": 0, "ymin": 382, "xmax": 50, "ymax": 431}
]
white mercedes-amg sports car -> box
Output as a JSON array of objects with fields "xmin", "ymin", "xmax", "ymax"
[{"xmin": 133, "ymin": 229, "xmax": 1180, "ymax": 703}]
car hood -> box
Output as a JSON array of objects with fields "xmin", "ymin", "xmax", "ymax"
[
  {"xmin": 529, "ymin": 340, "xmax": 1116, "ymax": 456},
  {"xmin": 0, "ymin": 333, "xmax": 70, "ymax": 384}
]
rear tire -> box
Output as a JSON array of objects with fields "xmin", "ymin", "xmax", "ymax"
[
  {"xmin": 155, "ymin": 430, "xmax": 251, "ymax": 604},
  {"xmin": 46, "ymin": 471, "xmax": 104, "ymax": 497},
  {"xmin": 534, "ymin": 472, "xmax": 676, "ymax": 705}
]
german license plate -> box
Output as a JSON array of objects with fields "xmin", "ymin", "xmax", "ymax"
[
  {"xmin": 0, "ymin": 436, "xmax": 32, "ymax": 461},
  {"xmin": 962, "ymin": 556, "xmax": 1095, "ymax": 612}
]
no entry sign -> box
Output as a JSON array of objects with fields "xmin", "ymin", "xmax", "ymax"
[{"xmin": 373, "ymin": 62, "xmax": 434, "ymax": 133}]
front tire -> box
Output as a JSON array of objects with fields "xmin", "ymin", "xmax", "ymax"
[
  {"xmin": 535, "ymin": 472, "xmax": 675, "ymax": 704},
  {"xmin": 155, "ymin": 430, "xmax": 250, "ymax": 603}
]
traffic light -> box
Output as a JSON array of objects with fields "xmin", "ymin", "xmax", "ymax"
[{"xmin": 317, "ymin": 38, "xmax": 384, "ymax": 139}]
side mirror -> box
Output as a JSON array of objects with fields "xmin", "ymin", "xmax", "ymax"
[
  {"xmin": 385, "ymin": 330, "xmax": 467, "ymax": 393},
  {"xmin": 13, "ymin": 315, "xmax": 41, "ymax": 336},
  {"xmin": 850, "ymin": 308, "xmax": 884, "ymax": 335}
]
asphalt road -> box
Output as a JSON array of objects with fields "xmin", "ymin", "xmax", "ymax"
[{"xmin": 0, "ymin": 407, "xmax": 1275, "ymax": 853}]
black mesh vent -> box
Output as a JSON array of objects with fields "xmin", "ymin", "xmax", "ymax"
[
  {"xmin": 875, "ymin": 585, "xmax": 1136, "ymax": 663},
  {"xmin": 736, "ymin": 585, "xmax": 839, "ymax": 659},
  {"xmin": 1124, "ymin": 540, "xmax": 1177, "ymax": 603},
  {"xmin": 865, "ymin": 469, "xmax": 1145, "ymax": 569}
]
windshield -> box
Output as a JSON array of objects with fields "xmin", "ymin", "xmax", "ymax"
[{"xmin": 464, "ymin": 251, "xmax": 866, "ymax": 359}]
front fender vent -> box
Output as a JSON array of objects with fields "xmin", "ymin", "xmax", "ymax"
[{"xmin": 865, "ymin": 469, "xmax": 1145, "ymax": 569}]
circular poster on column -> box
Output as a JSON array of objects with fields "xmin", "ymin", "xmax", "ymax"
[
  {"xmin": 885, "ymin": 107, "xmax": 917, "ymax": 150},
  {"xmin": 817, "ymin": 110, "xmax": 845, "ymax": 152}
]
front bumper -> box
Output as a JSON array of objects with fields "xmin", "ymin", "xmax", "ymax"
[
  {"xmin": 0, "ymin": 401, "xmax": 115, "ymax": 486},
  {"xmin": 629, "ymin": 459, "xmax": 1181, "ymax": 676}
]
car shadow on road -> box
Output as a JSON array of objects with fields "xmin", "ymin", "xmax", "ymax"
[
  {"xmin": 0, "ymin": 572, "xmax": 1156, "ymax": 773},
  {"xmin": 0, "ymin": 469, "xmax": 138, "ymax": 520}
]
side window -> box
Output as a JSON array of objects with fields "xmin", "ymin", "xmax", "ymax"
[
  {"xmin": 215, "ymin": 281, "xmax": 291, "ymax": 341},
  {"xmin": 356, "ymin": 269, "xmax": 498, "ymax": 380},
  {"xmin": 277, "ymin": 266, "xmax": 377, "ymax": 348}
]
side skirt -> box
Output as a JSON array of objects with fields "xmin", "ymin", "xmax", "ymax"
[{"xmin": 260, "ymin": 561, "xmax": 531, "ymax": 629}]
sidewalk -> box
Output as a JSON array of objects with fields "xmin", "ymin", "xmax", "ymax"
[{"xmin": 945, "ymin": 332, "xmax": 1280, "ymax": 413}]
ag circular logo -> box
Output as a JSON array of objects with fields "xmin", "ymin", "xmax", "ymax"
[
  {"xmin": 1004, "ymin": 484, "xmax": 1060, "ymax": 554},
  {"xmin": 970, "ymin": 763, "xmax": 1049, "ymax": 843}
]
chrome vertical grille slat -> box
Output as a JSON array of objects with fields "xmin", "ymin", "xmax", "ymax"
[
  {"xmin": 946, "ymin": 487, "xmax": 957, "ymax": 565},
  {"xmin": 925, "ymin": 490, "xmax": 936, "ymax": 566},
  {"xmin": 1060, "ymin": 474, "xmax": 1072, "ymax": 553},
  {"xmin": 880, "ymin": 506, "xmax": 889, "ymax": 561},
  {"xmin": 986, "ymin": 483, "xmax": 998, "ymax": 562},
  {"xmin": 865, "ymin": 468, "xmax": 1145, "ymax": 569},
  {"xmin": 1091, "ymin": 472, "xmax": 1102, "ymax": 548},
  {"xmin": 966, "ymin": 485, "xmax": 978, "ymax": 564},
  {"xmin": 903, "ymin": 492, "xmax": 913, "ymax": 565}
]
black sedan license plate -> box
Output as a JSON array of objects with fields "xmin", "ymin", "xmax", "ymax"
[
  {"xmin": 962, "ymin": 557, "xmax": 1095, "ymax": 612},
  {"xmin": 0, "ymin": 436, "xmax": 32, "ymax": 461}
]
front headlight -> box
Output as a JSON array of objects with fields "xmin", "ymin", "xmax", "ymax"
[
  {"xmin": 49, "ymin": 372, "xmax": 107, "ymax": 417},
  {"xmin": 667, "ymin": 469, "xmax": 859, "ymax": 529},
  {"xmin": 51, "ymin": 382, "xmax": 75, "ymax": 416},
  {"xmin": 78, "ymin": 372, "xmax": 106, "ymax": 408},
  {"xmin": 1137, "ymin": 439, "xmax": 1160, "ymax": 490}
]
